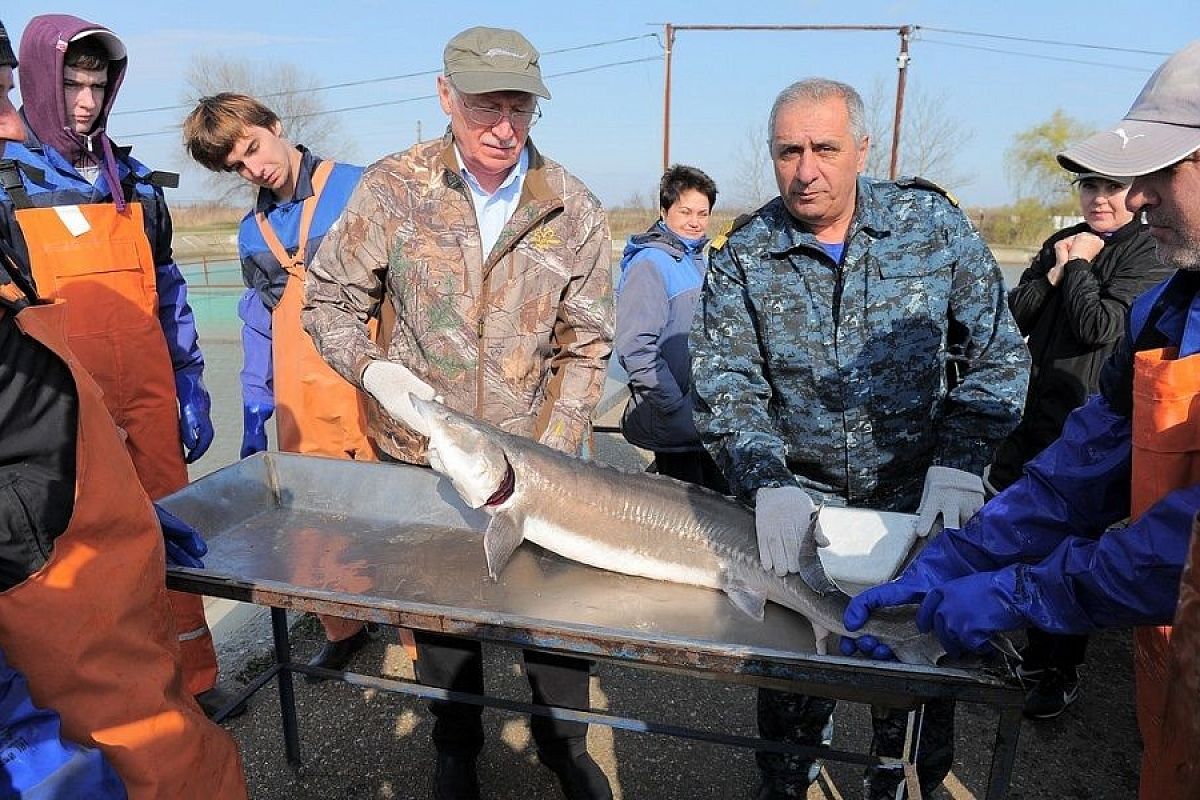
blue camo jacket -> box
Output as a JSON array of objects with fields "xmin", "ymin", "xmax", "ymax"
[{"xmin": 690, "ymin": 176, "xmax": 1030, "ymax": 510}]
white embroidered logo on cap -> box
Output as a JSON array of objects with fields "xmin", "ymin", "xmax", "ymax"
[
  {"xmin": 483, "ymin": 48, "xmax": 525, "ymax": 59},
  {"xmin": 1111, "ymin": 128, "xmax": 1145, "ymax": 149}
]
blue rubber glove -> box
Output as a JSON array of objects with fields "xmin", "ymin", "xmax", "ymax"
[
  {"xmin": 840, "ymin": 526, "xmax": 987, "ymax": 657},
  {"xmin": 240, "ymin": 402, "xmax": 274, "ymax": 458},
  {"xmin": 838, "ymin": 633, "xmax": 895, "ymax": 661},
  {"xmin": 154, "ymin": 504, "xmax": 207, "ymax": 569},
  {"xmin": 175, "ymin": 371, "xmax": 214, "ymax": 464},
  {"xmin": 843, "ymin": 523, "xmax": 980, "ymax": 620},
  {"xmin": 914, "ymin": 566, "xmax": 1029, "ymax": 659},
  {"xmin": 0, "ymin": 647, "xmax": 127, "ymax": 799}
]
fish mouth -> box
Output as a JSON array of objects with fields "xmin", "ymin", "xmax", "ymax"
[
  {"xmin": 411, "ymin": 394, "xmax": 441, "ymax": 423},
  {"xmin": 484, "ymin": 460, "xmax": 516, "ymax": 507}
]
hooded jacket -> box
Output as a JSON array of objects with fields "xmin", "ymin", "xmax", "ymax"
[
  {"xmin": 17, "ymin": 14, "xmax": 128, "ymax": 209},
  {"xmin": 0, "ymin": 15, "xmax": 203, "ymax": 382},
  {"xmin": 615, "ymin": 221, "xmax": 708, "ymax": 452}
]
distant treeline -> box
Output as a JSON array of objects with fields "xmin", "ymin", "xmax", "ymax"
[{"xmin": 173, "ymin": 201, "xmax": 1064, "ymax": 250}]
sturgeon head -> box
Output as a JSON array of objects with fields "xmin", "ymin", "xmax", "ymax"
[
  {"xmin": 414, "ymin": 396, "xmax": 510, "ymax": 509},
  {"xmin": 414, "ymin": 396, "xmax": 525, "ymax": 578}
]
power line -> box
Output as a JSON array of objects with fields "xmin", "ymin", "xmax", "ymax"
[
  {"xmin": 284, "ymin": 56, "xmax": 662, "ymax": 119},
  {"xmin": 917, "ymin": 37, "xmax": 1158, "ymax": 72},
  {"xmin": 119, "ymin": 55, "xmax": 662, "ymax": 139},
  {"xmin": 111, "ymin": 68, "xmax": 442, "ymax": 117},
  {"xmin": 916, "ymin": 26, "xmax": 1171, "ymax": 57},
  {"xmin": 111, "ymin": 33, "xmax": 659, "ymax": 118}
]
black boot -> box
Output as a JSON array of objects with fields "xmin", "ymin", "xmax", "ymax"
[
  {"xmin": 538, "ymin": 748, "xmax": 612, "ymax": 800},
  {"xmin": 305, "ymin": 626, "xmax": 371, "ymax": 683},
  {"xmin": 194, "ymin": 687, "xmax": 248, "ymax": 721},
  {"xmin": 434, "ymin": 752, "xmax": 480, "ymax": 800}
]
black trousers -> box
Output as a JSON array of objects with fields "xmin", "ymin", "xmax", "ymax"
[
  {"xmin": 413, "ymin": 630, "xmax": 594, "ymax": 760},
  {"xmin": 757, "ymin": 689, "xmax": 956, "ymax": 799},
  {"xmin": 653, "ymin": 449, "xmax": 730, "ymax": 495},
  {"xmin": 0, "ymin": 313, "xmax": 78, "ymax": 591},
  {"xmin": 1023, "ymin": 627, "xmax": 1089, "ymax": 671}
]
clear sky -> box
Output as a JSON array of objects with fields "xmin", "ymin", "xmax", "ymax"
[{"xmin": 4, "ymin": 1, "xmax": 1196, "ymax": 210}]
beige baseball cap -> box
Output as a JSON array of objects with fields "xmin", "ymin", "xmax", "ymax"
[
  {"xmin": 1058, "ymin": 40, "xmax": 1200, "ymax": 177},
  {"xmin": 443, "ymin": 27, "xmax": 550, "ymax": 99}
]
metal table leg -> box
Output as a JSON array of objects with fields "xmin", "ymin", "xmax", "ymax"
[
  {"xmin": 900, "ymin": 704, "xmax": 927, "ymax": 800},
  {"xmin": 985, "ymin": 704, "xmax": 1023, "ymax": 799},
  {"xmin": 271, "ymin": 607, "xmax": 302, "ymax": 766}
]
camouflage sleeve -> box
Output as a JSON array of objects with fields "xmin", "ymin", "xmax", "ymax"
[
  {"xmin": 302, "ymin": 173, "xmax": 391, "ymax": 386},
  {"xmin": 938, "ymin": 206, "xmax": 1030, "ymax": 474},
  {"xmin": 537, "ymin": 204, "xmax": 614, "ymax": 455},
  {"xmin": 689, "ymin": 240, "xmax": 797, "ymax": 503}
]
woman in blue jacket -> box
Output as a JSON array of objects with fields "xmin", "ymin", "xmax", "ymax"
[{"xmin": 615, "ymin": 165, "xmax": 726, "ymax": 492}]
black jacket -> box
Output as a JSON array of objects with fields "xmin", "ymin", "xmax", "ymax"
[
  {"xmin": 989, "ymin": 219, "xmax": 1169, "ymax": 489},
  {"xmin": 0, "ymin": 242, "xmax": 78, "ymax": 590}
]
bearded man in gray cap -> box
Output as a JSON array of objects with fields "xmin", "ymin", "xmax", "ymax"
[
  {"xmin": 304, "ymin": 26, "xmax": 613, "ymax": 800},
  {"xmin": 844, "ymin": 39, "xmax": 1200, "ymax": 800}
]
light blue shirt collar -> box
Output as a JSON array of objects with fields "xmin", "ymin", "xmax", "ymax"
[{"xmin": 455, "ymin": 145, "xmax": 529, "ymax": 258}]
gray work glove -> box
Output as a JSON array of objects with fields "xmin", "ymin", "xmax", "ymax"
[
  {"xmin": 754, "ymin": 486, "xmax": 817, "ymax": 577},
  {"xmin": 362, "ymin": 360, "xmax": 438, "ymax": 435},
  {"xmin": 914, "ymin": 465, "xmax": 985, "ymax": 537}
]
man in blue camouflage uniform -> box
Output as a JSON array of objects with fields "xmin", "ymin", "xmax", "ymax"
[{"xmin": 690, "ymin": 78, "xmax": 1028, "ymax": 799}]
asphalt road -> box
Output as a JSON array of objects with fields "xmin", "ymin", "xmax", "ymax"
[{"xmin": 210, "ymin": 606, "xmax": 1139, "ymax": 799}]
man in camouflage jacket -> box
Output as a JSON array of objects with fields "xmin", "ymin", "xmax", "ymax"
[
  {"xmin": 303, "ymin": 26, "xmax": 613, "ymax": 800},
  {"xmin": 690, "ymin": 78, "xmax": 1028, "ymax": 799},
  {"xmin": 304, "ymin": 133, "xmax": 610, "ymax": 460}
]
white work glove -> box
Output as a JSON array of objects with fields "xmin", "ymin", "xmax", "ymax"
[
  {"xmin": 913, "ymin": 465, "xmax": 985, "ymax": 537},
  {"xmin": 361, "ymin": 360, "xmax": 438, "ymax": 435},
  {"xmin": 754, "ymin": 486, "xmax": 817, "ymax": 577}
]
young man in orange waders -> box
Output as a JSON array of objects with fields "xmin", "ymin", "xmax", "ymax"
[
  {"xmin": 0, "ymin": 21, "xmax": 247, "ymax": 798},
  {"xmin": 846, "ymin": 39, "xmax": 1200, "ymax": 800},
  {"xmin": 181, "ymin": 93, "xmax": 413, "ymax": 677},
  {"xmin": 0, "ymin": 14, "xmax": 239, "ymax": 718}
]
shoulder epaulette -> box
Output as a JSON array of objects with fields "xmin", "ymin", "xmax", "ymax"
[
  {"xmin": 144, "ymin": 171, "xmax": 180, "ymax": 189},
  {"xmin": 710, "ymin": 212, "xmax": 754, "ymax": 251},
  {"xmin": 897, "ymin": 176, "xmax": 958, "ymax": 207}
]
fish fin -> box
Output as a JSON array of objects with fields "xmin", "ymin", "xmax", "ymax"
[
  {"xmin": 721, "ymin": 575, "xmax": 767, "ymax": 621},
  {"xmin": 811, "ymin": 622, "xmax": 831, "ymax": 655},
  {"xmin": 483, "ymin": 513, "xmax": 525, "ymax": 580},
  {"xmin": 989, "ymin": 634, "xmax": 1023, "ymax": 664},
  {"xmin": 892, "ymin": 634, "xmax": 948, "ymax": 667},
  {"xmin": 797, "ymin": 550, "xmax": 840, "ymax": 596},
  {"xmin": 797, "ymin": 505, "xmax": 840, "ymax": 596}
]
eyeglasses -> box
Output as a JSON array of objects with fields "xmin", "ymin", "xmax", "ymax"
[{"xmin": 458, "ymin": 99, "xmax": 541, "ymax": 129}]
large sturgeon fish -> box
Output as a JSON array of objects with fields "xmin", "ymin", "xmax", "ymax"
[{"xmin": 414, "ymin": 397, "xmax": 945, "ymax": 666}]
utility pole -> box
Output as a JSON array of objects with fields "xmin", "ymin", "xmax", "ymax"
[
  {"xmin": 662, "ymin": 24, "xmax": 674, "ymax": 173},
  {"xmin": 889, "ymin": 26, "xmax": 912, "ymax": 180},
  {"xmin": 659, "ymin": 24, "xmax": 913, "ymax": 179}
]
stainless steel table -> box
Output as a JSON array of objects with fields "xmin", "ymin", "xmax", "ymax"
[{"xmin": 162, "ymin": 452, "xmax": 1023, "ymax": 799}]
